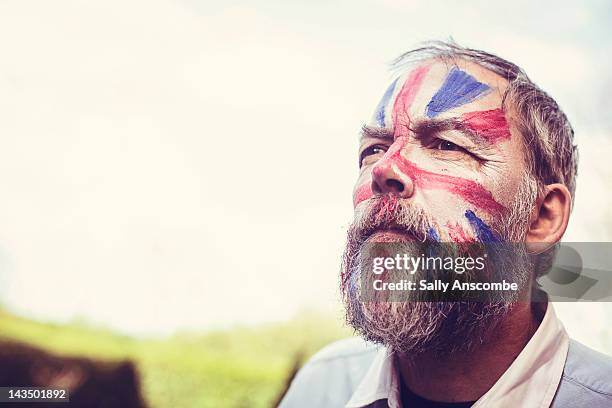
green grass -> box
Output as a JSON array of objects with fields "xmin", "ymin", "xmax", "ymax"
[{"xmin": 0, "ymin": 310, "xmax": 352, "ymax": 407}]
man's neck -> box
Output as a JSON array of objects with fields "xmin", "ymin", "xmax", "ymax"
[{"xmin": 398, "ymin": 302, "xmax": 541, "ymax": 403}]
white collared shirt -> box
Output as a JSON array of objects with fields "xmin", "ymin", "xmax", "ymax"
[{"xmin": 345, "ymin": 303, "xmax": 569, "ymax": 407}]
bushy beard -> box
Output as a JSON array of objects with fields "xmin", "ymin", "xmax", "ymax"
[{"xmin": 340, "ymin": 187, "xmax": 535, "ymax": 356}]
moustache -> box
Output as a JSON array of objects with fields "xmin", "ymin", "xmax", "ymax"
[{"xmin": 350, "ymin": 194, "xmax": 434, "ymax": 245}]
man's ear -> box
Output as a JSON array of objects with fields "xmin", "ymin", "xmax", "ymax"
[{"xmin": 525, "ymin": 183, "xmax": 572, "ymax": 254}]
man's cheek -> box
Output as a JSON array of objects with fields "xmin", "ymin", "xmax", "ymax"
[
  {"xmin": 374, "ymin": 143, "xmax": 505, "ymax": 215},
  {"xmin": 446, "ymin": 221, "xmax": 474, "ymax": 243},
  {"xmin": 424, "ymin": 196, "xmax": 500, "ymax": 243},
  {"xmin": 464, "ymin": 209, "xmax": 500, "ymax": 242},
  {"xmin": 353, "ymin": 182, "xmax": 373, "ymax": 207}
]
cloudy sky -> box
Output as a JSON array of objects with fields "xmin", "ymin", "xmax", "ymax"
[{"xmin": 0, "ymin": 0, "xmax": 610, "ymax": 349}]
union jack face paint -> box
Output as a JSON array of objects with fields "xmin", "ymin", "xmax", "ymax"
[{"xmin": 356, "ymin": 60, "xmax": 524, "ymax": 243}]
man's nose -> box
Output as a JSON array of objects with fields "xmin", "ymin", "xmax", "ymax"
[{"xmin": 371, "ymin": 153, "xmax": 415, "ymax": 199}]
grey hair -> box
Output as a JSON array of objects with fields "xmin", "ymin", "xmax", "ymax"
[{"xmin": 392, "ymin": 41, "xmax": 579, "ymax": 277}]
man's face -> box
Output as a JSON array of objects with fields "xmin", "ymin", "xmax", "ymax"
[
  {"xmin": 341, "ymin": 59, "xmax": 536, "ymax": 355},
  {"xmin": 354, "ymin": 59, "xmax": 527, "ymax": 243}
]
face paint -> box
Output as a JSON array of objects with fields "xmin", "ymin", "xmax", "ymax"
[
  {"xmin": 446, "ymin": 222, "xmax": 473, "ymax": 243},
  {"xmin": 374, "ymin": 138, "xmax": 504, "ymax": 214},
  {"xmin": 353, "ymin": 183, "xmax": 373, "ymax": 207},
  {"xmin": 461, "ymin": 108, "xmax": 511, "ymax": 143},
  {"xmin": 374, "ymin": 78, "xmax": 399, "ymax": 128},
  {"xmin": 427, "ymin": 227, "xmax": 440, "ymax": 242},
  {"xmin": 425, "ymin": 67, "xmax": 490, "ymax": 118},
  {"xmin": 392, "ymin": 65, "xmax": 431, "ymax": 138},
  {"xmin": 465, "ymin": 210, "xmax": 500, "ymax": 242}
]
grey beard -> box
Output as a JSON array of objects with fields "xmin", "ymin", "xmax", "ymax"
[{"xmin": 340, "ymin": 188, "xmax": 534, "ymax": 356}]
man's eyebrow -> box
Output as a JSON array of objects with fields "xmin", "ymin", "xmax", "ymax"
[
  {"xmin": 411, "ymin": 118, "xmax": 495, "ymax": 149},
  {"xmin": 360, "ymin": 125, "xmax": 394, "ymax": 142}
]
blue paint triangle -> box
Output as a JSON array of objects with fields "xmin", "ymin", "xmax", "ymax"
[
  {"xmin": 465, "ymin": 210, "xmax": 500, "ymax": 243},
  {"xmin": 426, "ymin": 68, "xmax": 490, "ymax": 118},
  {"xmin": 374, "ymin": 77, "xmax": 399, "ymax": 127}
]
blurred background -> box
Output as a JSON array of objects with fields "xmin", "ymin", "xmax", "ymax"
[{"xmin": 0, "ymin": 0, "xmax": 610, "ymax": 406}]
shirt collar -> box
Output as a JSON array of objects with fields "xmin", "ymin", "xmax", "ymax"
[{"xmin": 345, "ymin": 303, "xmax": 569, "ymax": 408}]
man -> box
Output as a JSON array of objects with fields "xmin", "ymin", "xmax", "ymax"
[{"xmin": 280, "ymin": 42, "xmax": 612, "ymax": 407}]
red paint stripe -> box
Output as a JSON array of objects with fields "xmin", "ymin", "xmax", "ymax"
[
  {"xmin": 377, "ymin": 138, "xmax": 504, "ymax": 214},
  {"xmin": 461, "ymin": 108, "xmax": 511, "ymax": 143},
  {"xmin": 405, "ymin": 159, "xmax": 504, "ymax": 214},
  {"xmin": 446, "ymin": 222, "xmax": 474, "ymax": 243},
  {"xmin": 392, "ymin": 65, "xmax": 430, "ymax": 138},
  {"xmin": 353, "ymin": 183, "xmax": 373, "ymax": 207}
]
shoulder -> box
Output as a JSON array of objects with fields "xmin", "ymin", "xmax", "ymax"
[
  {"xmin": 307, "ymin": 336, "xmax": 380, "ymax": 365},
  {"xmin": 278, "ymin": 337, "xmax": 380, "ymax": 408},
  {"xmin": 553, "ymin": 339, "xmax": 612, "ymax": 407}
]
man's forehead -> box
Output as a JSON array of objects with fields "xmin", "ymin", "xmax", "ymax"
[{"xmin": 372, "ymin": 59, "xmax": 510, "ymax": 129}]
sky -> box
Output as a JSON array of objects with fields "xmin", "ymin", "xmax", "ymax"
[{"xmin": 0, "ymin": 0, "xmax": 610, "ymax": 349}]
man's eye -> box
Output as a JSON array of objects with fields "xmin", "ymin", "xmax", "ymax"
[
  {"xmin": 429, "ymin": 138, "xmax": 472, "ymax": 155},
  {"xmin": 366, "ymin": 145, "xmax": 387, "ymax": 155},
  {"xmin": 360, "ymin": 145, "xmax": 387, "ymax": 167},
  {"xmin": 436, "ymin": 140, "xmax": 462, "ymax": 151}
]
